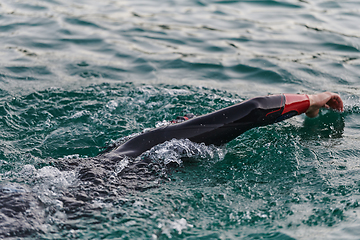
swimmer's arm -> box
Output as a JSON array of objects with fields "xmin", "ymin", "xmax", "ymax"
[
  {"xmin": 306, "ymin": 92, "xmax": 344, "ymax": 118},
  {"xmin": 104, "ymin": 92, "xmax": 343, "ymax": 159},
  {"xmin": 166, "ymin": 92, "xmax": 343, "ymax": 129}
]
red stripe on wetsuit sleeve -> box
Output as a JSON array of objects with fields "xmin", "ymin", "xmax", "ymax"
[
  {"xmin": 283, "ymin": 94, "xmax": 310, "ymax": 115},
  {"xmin": 265, "ymin": 96, "xmax": 284, "ymax": 117}
]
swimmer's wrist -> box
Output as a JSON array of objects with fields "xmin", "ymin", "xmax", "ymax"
[
  {"xmin": 283, "ymin": 94, "xmax": 310, "ymax": 115},
  {"xmin": 305, "ymin": 94, "xmax": 319, "ymax": 118}
]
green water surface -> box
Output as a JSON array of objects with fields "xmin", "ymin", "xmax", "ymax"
[{"xmin": 1, "ymin": 0, "xmax": 360, "ymax": 239}]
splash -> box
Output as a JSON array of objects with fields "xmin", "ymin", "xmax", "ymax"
[
  {"xmin": 20, "ymin": 164, "xmax": 77, "ymax": 207},
  {"xmin": 139, "ymin": 138, "xmax": 226, "ymax": 168},
  {"xmin": 156, "ymin": 218, "xmax": 193, "ymax": 239}
]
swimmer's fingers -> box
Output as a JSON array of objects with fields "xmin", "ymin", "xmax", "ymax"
[
  {"xmin": 306, "ymin": 92, "xmax": 343, "ymax": 118},
  {"xmin": 325, "ymin": 94, "xmax": 344, "ymax": 112}
]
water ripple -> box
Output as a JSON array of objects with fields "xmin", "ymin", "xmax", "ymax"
[{"xmin": 1, "ymin": 0, "xmax": 360, "ymax": 238}]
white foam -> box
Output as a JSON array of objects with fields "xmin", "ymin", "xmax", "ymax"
[
  {"xmin": 63, "ymin": 154, "xmax": 80, "ymax": 159},
  {"xmin": 29, "ymin": 166, "xmax": 77, "ymax": 207},
  {"xmin": 70, "ymin": 110, "xmax": 91, "ymax": 119},
  {"xmin": 155, "ymin": 120, "xmax": 171, "ymax": 128},
  {"xmin": 158, "ymin": 218, "xmax": 193, "ymax": 238},
  {"xmin": 1, "ymin": 182, "xmax": 30, "ymax": 193},
  {"xmin": 115, "ymin": 157, "xmax": 130, "ymax": 174},
  {"xmin": 139, "ymin": 138, "xmax": 226, "ymax": 167},
  {"xmin": 106, "ymin": 100, "xmax": 118, "ymax": 111}
]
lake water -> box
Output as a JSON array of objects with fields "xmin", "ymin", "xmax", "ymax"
[{"xmin": 1, "ymin": 0, "xmax": 360, "ymax": 239}]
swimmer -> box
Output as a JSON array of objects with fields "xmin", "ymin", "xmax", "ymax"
[
  {"xmin": 0, "ymin": 92, "xmax": 343, "ymax": 237},
  {"xmin": 101, "ymin": 92, "xmax": 343, "ymax": 160}
]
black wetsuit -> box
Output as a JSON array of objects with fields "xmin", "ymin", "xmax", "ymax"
[
  {"xmin": 102, "ymin": 94, "xmax": 310, "ymax": 160},
  {"xmin": 0, "ymin": 94, "xmax": 311, "ymax": 237}
]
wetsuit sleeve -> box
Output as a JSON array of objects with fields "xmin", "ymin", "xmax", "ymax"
[
  {"xmin": 104, "ymin": 94, "xmax": 310, "ymax": 159},
  {"xmin": 283, "ymin": 94, "xmax": 310, "ymax": 115}
]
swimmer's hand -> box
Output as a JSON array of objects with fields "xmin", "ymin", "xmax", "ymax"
[{"xmin": 306, "ymin": 92, "xmax": 344, "ymax": 118}]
